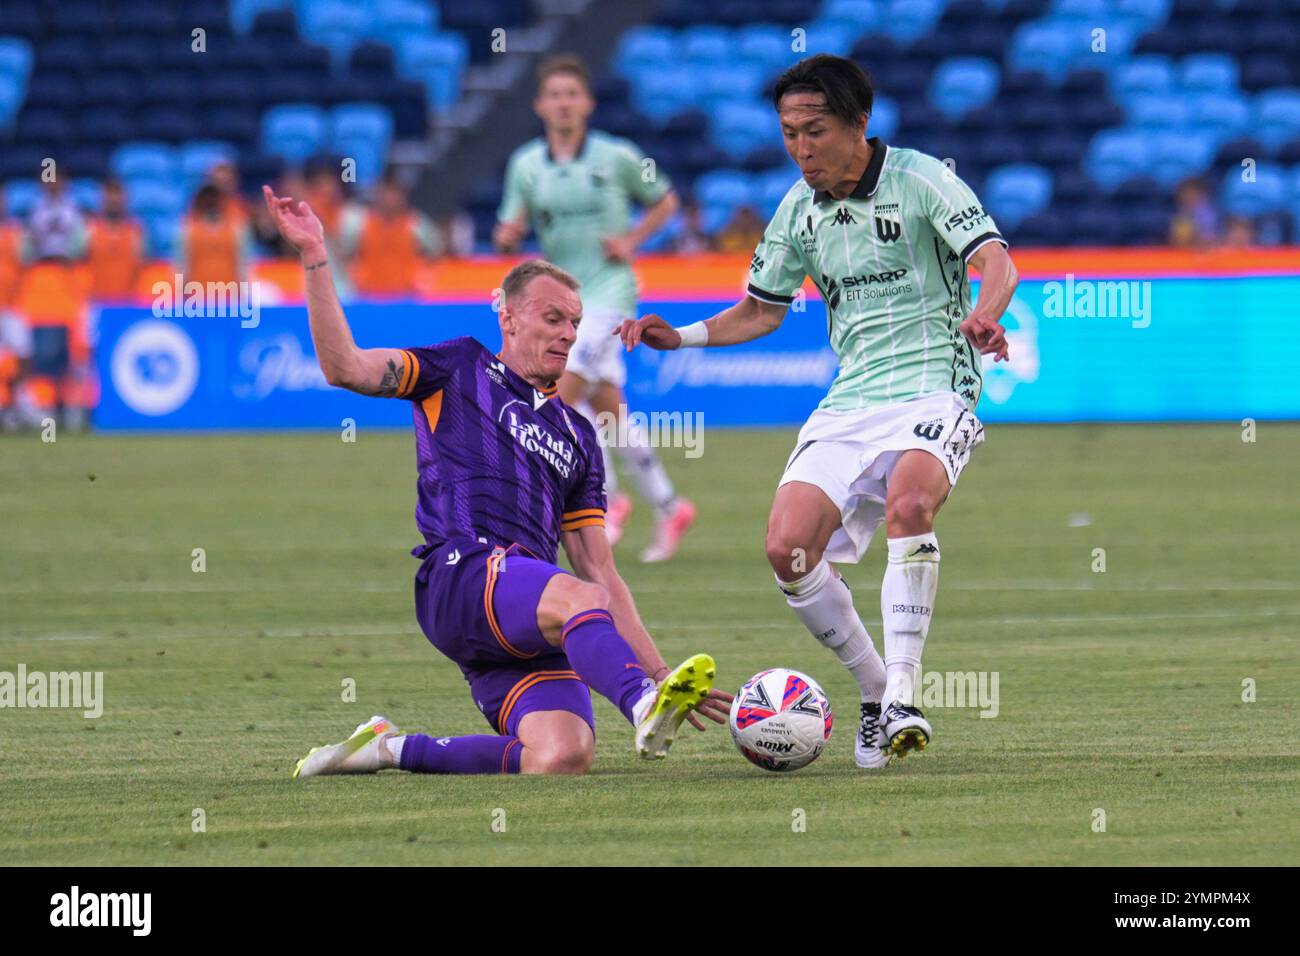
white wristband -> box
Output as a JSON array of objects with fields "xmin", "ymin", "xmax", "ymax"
[{"xmin": 676, "ymin": 321, "xmax": 709, "ymax": 347}]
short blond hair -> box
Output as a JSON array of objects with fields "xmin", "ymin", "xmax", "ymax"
[{"xmin": 501, "ymin": 259, "xmax": 581, "ymax": 304}]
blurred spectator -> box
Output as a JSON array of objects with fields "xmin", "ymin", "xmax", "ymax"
[
  {"xmin": 253, "ymin": 169, "xmax": 307, "ymax": 257},
  {"xmin": 303, "ymin": 159, "xmax": 348, "ymax": 244},
  {"xmin": 0, "ymin": 308, "xmax": 33, "ymax": 430},
  {"xmin": 339, "ymin": 169, "xmax": 440, "ymax": 297},
  {"xmin": 1220, "ymin": 215, "xmax": 1255, "ymax": 248},
  {"xmin": 713, "ymin": 204, "xmax": 764, "ymax": 253},
  {"xmin": 24, "ymin": 176, "xmax": 87, "ymax": 262},
  {"xmin": 438, "ymin": 210, "xmax": 475, "ymax": 258},
  {"xmin": 86, "ymin": 178, "xmax": 147, "ymax": 302},
  {"xmin": 179, "ymin": 184, "xmax": 251, "ymax": 285},
  {"xmin": 1169, "ymin": 178, "xmax": 1218, "ymax": 248},
  {"xmin": 208, "ymin": 160, "xmax": 251, "ymax": 227},
  {"xmin": 672, "ymin": 199, "xmax": 710, "ymax": 253},
  {"xmin": 0, "ymin": 192, "xmax": 21, "ymax": 307}
]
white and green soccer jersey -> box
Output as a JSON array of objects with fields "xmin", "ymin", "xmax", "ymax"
[
  {"xmin": 499, "ymin": 130, "xmax": 670, "ymax": 318},
  {"xmin": 748, "ymin": 138, "xmax": 1006, "ymax": 413}
]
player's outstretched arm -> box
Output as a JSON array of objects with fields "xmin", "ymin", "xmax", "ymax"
[
  {"xmin": 562, "ymin": 524, "xmax": 732, "ymax": 728},
  {"xmin": 262, "ymin": 185, "xmax": 408, "ymax": 396},
  {"xmin": 614, "ymin": 295, "xmax": 787, "ymax": 351},
  {"xmin": 959, "ymin": 242, "xmax": 1019, "ymax": 363}
]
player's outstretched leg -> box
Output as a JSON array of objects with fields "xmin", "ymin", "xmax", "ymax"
[
  {"xmin": 766, "ymin": 479, "xmax": 891, "ymax": 768},
  {"xmin": 631, "ymin": 652, "xmax": 715, "ymax": 759},
  {"xmin": 293, "ymin": 715, "xmax": 403, "ymax": 778}
]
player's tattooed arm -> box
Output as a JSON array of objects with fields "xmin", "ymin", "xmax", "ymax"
[{"xmin": 344, "ymin": 348, "xmax": 410, "ymax": 397}]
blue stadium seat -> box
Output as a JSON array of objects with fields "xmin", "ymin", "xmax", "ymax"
[
  {"xmin": 3, "ymin": 179, "xmax": 41, "ymax": 218},
  {"xmin": 1254, "ymin": 89, "xmax": 1300, "ymax": 151},
  {"xmin": 1149, "ymin": 130, "xmax": 1215, "ymax": 187},
  {"xmin": 1127, "ymin": 93, "xmax": 1189, "ymax": 130},
  {"xmin": 711, "ymin": 102, "xmax": 781, "ymax": 158},
  {"xmin": 111, "ymin": 142, "xmax": 179, "ymax": 182},
  {"xmin": 367, "ymin": 0, "xmax": 438, "ymax": 44},
  {"xmin": 801, "ymin": 18, "xmax": 864, "ymax": 56},
  {"xmin": 70, "ymin": 178, "xmax": 103, "ymax": 213},
  {"xmin": 870, "ymin": 94, "xmax": 899, "ymax": 140},
  {"xmin": 0, "ymin": 74, "xmax": 24, "ymax": 128},
  {"xmin": 737, "ymin": 23, "xmax": 798, "ymax": 74},
  {"xmin": 261, "ymin": 103, "xmax": 327, "ymax": 165},
  {"xmin": 127, "ymin": 179, "xmax": 186, "ymax": 218},
  {"xmin": 681, "ymin": 25, "xmax": 732, "ymax": 64},
  {"xmin": 881, "ymin": 0, "xmax": 948, "ymax": 45},
  {"xmin": 757, "ymin": 167, "xmax": 796, "ymax": 218},
  {"xmin": 331, "ymin": 102, "xmax": 394, "ymax": 145},
  {"xmin": 1178, "ymin": 53, "xmax": 1238, "ymax": 94},
  {"xmin": 0, "ymin": 36, "xmax": 34, "ymax": 81},
  {"xmin": 1110, "ymin": 56, "xmax": 1174, "ymax": 102},
  {"xmin": 1221, "ymin": 164, "xmax": 1288, "ymax": 215},
  {"xmin": 179, "ymin": 141, "xmax": 238, "ymax": 189},
  {"xmin": 614, "ymin": 27, "xmax": 675, "ymax": 78},
  {"xmin": 822, "ymin": 0, "xmax": 883, "ymax": 31},
  {"xmin": 632, "ymin": 71, "xmax": 696, "ymax": 123},
  {"xmin": 394, "ymin": 33, "xmax": 468, "ymax": 111},
  {"xmin": 1052, "ymin": 0, "xmax": 1107, "ymax": 17},
  {"xmin": 231, "ymin": 0, "xmax": 289, "ymax": 34},
  {"xmin": 694, "ymin": 169, "xmax": 754, "ymax": 211},
  {"xmin": 1086, "ymin": 128, "xmax": 1152, "ymax": 189},
  {"xmin": 984, "ymin": 163, "xmax": 1053, "ymax": 228},
  {"xmin": 696, "ymin": 63, "xmax": 765, "ymax": 106},
  {"xmin": 1187, "ymin": 91, "xmax": 1250, "ymax": 146},
  {"xmin": 1007, "ymin": 22, "xmax": 1077, "ymax": 82},
  {"xmin": 930, "ymin": 57, "xmax": 999, "ymax": 119},
  {"xmin": 1115, "ymin": 0, "xmax": 1172, "ymax": 27}
]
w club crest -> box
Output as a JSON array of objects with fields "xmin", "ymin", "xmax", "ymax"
[{"xmin": 875, "ymin": 210, "xmax": 902, "ymax": 243}]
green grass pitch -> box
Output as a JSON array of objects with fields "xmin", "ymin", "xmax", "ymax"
[{"xmin": 1, "ymin": 423, "xmax": 1297, "ymax": 865}]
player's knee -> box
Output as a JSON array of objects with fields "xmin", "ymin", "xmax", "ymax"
[
  {"xmin": 765, "ymin": 528, "xmax": 813, "ymax": 579},
  {"xmin": 570, "ymin": 579, "xmax": 609, "ymax": 613},
  {"xmin": 529, "ymin": 741, "xmax": 593, "ymax": 775},
  {"xmin": 548, "ymin": 576, "xmax": 609, "ymax": 620},
  {"xmin": 886, "ymin": 490, "xmax": 936, "ymax": 534}
]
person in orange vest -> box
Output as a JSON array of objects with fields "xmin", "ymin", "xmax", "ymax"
[
  {"xmin": 339, "ymin": 169, "xmax": 440, "ymax": 298},
  {"xmin": 0, "ymin": 191, "xmax": 23, "ymax": 309},
  {"xmin": 86, "ymin": 178, "xmax": 147, "ymax": 303},
  {"xmin": 179, "ymin": 184, "xmax": 251, "ymax": 287}
]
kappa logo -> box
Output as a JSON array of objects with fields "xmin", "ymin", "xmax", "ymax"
[
  {"xmin": 913, "ymin": 420, "xmax": 945, "ymax": 441},
  {"xmin": 832, "ymin": 207, "xmax": 857, "ymax": 226},
  {"xmin": 907, "ymin": 544, "xmax": 939, "ymax": 558}
]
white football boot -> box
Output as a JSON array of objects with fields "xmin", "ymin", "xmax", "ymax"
[
  {"xmin": 855, "ymin": 700, "xmax": 893, "ymax": 768},
  {"xmin": 632, "ymin": 653, "xmax": 716, "ymax": 759},
  {"xmin": 880, "ymin": 701, "xmax": 932, "ymax": 757},
  {"xmin": 293, "ymin": 715, "xmax": 400, "ymax": 778}
]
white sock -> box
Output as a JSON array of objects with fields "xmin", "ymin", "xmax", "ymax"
[
  {"xmin": 778, "ymin": 559, "xmax": 887, "ymax": 702},
  {"xmin": 617, "ymin": 419, "xmax": 676, "ymax": 517},
  {"xmin": 881, "ymin": 533, "xmax": 940, "ymax": 707},
  {"xmin": 383, "ymin": 734, "xmax": 405, "ymax": 765}
]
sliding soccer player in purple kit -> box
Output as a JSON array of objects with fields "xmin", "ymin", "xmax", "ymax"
[{"xmin": 260, "ymin": 186, "xmax": 729, "ymax": 777}]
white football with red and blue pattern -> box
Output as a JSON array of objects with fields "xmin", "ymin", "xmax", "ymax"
[{"xmin": 729, "ymin": 668, "xmax": 832, "ymax": 772}]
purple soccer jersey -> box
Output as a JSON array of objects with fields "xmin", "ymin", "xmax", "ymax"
[{"xmin": 392, "ymin": 336, "xmax": 606, "ymax": 562}]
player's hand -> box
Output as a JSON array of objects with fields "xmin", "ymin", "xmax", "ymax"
[
  {"xmin": 960, "ymin": 313, "xmax": 1010, "ymax": 363},
  {"xmin": 686, "ymin": 687, "xmax": 734, "ymax": 732},
  {"xmin": 493, "ymin": 219, "xmax": 525, "ymax": 253},
  {"xmin": 262, "ymin": 185, "xmax": 325, "ymax": 258},
  {"xmin": 601, "ymin": 234, "xmax": 635, "ymax": 264},
  {"xmin": 615, "ymin": 314, "xmax": 680, "ymax": 351}
]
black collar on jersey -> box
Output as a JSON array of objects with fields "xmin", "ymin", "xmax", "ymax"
[
  {"xmin": 545, "ymin": 131, "xmax": 589, "ymax": 164},
  {"xmin": 814, "ymin": 137, "xmax": 888, "ymax": 205}
]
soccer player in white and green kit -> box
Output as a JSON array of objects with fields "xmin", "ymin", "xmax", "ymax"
[
  {"xmin": 620, "ymin": 55, "xmax": 1019, "ymax": 768},
  {"xmin": 494, "ymin": 55, "xmax": 696, "ymax": 562}
]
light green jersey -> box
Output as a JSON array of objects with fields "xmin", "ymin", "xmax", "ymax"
[
  {"xmin": 748, "ymin": 138, "xmax": 1005, "ymax": 413},
  {"xmin": 499, "ymin": 130, "xmax": 670, "ymax": 317}
]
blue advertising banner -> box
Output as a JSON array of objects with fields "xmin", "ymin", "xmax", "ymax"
[{"xmin": 94, "ymin": 276, "xmax": 1298, "ymax": 430}]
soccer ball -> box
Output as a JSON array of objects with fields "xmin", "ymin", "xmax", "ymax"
[{"xmin": 729, "ymin": 668, "xmax": 832, "ymax": 772}]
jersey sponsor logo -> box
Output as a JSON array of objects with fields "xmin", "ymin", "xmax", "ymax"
[
  {"xmin": 750, "ymin": 252, "xmax": 765, "ymax": 273},
  {"xmin": 839, "ymin": 268, "xmax": 914, "ymax": 302},
  {"xmin": 945, "ymin": 205, "xmax": 991, "ymax": 233},
  {"xmin": 841, "ymin": 268, "xmax": 907, "ymax": 286},
  {"xmin": 913, "ymin": 419, "xmax": 944, "ymax": 440},
  {"xmin": 499, "ymin": 401, "xmax": 576, "ymax": 478},
  {"xmin": 874, "ymin": 203, "xmax": 902, "ymax": 243},
  {"xmin": 832, "ymin": 207, "xmax": 857, "ymax": 225}
]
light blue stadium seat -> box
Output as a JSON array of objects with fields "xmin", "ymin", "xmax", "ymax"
[
  {"xmin": 681, "ymin": 25, "xmax": 732, "ymax": 64},
  {"xmin": 736, "ymin": 24, "xmax": 794, "ymax": 72},
  {"xmin": 261, "ymin": 103, "xmax": 327, "ymax": 166},
  {"xmin": 869, "ymin": 93, "xmax": 899, "ymax": 140},
  {"xmin": 930, "ymin": 57, "xmax": 999, "ymax": 119},
  {"xmin": 127, "ymin": 180, "xmax": 185, "ymax": 218},
  {"xmin": 1086, "ymin": 128, "xmax": 1152, "ymax": 189},
  {"xmin": 179, "ymin": 141, "xmax": 238, "ymax": 189},
  {"xmin": 881, "ymin": 0, "xmax": 947, "ymax": 45},
  {"xmin": 396, "ymin": 33, "xmax": 468, "ymax": 76},
  {"xmin": 1254, "ymin": 89, "xmax": 1300, "ymax": 151},
  {"xmin": 4, "ymin": 179, "xmax": 40, "ymax": 218},
  {"xmin": 822, "ymin": 0, "xmax": 884, "ymax": 31},
  {"xmin": 111, "ymin": 142, "xmax": 178, "ymax": 182},
  {"xmin": 143, "ymin": 213, "xmax": 179, "ymax": 259},
  {"xmin": 711, "ymin": 101, "xmax": 780, "ymax": 158},
  {"xmin": 757, "ymin": 169, "xmax": 796, "ymax": 218},
  {"xmin": 631, "ymin": 71, "xmax": 695, "ymax": 122},
  {"xmin": 1128, "ymin": 93, "xmax": 1190, "ymax": 129},
  {"xmin": 0, "ymin": 73, "xmax": 26, "ymax": 128},
  {"xmin": 801, "ymin": 18, "xmax": 863, "ymax": 56},
  {"xmin": 299, "ymin": 3, "xmax": 367, "ymax": 66},
  {"xmin": 694, "ymin": 169, "xmax": 754, "ymax": 211},
  {"xmin": 1291, "ymin": 165, "xmax": 1300, "ymax": 203},
  {"xmin": 1149, "ymin": 131, "xmax": 1215, "ymax": 187},
  {"xmin": 697, "ymin": 62, "xmax": 765, "ymax": 103},
  {"xmin": 367, "ymin": 0, "xmax": 437, "ymax": 43},
  {"xmin": 231, "ymin": 0, "xmax": 288, "ymax": 34},
  {"xmin": 0, "ymin": 36, "xmax": 34, "ymax": 80},
  {"xmin": 1187, "ymin": 91, "xmax": 1250, "ymax": 146},
  {"xmin": 614, "ymin": 27, "xmax": 675, "ymax": 78},
  {"xmin": 984, "ymin": 163, "xmax": 1053, "ymax": 229},
  {"xmin": 1111, "ymin": 56, "xmax": 1174, "ymax": 102},
  {"xmin": 1008, "ymin": 22, "xmax": 1077, "ymax": 81},
  {"xmin": 70, "ymin": 178, "xmax": 103, "ymax": 213},
  {"xmin": 1115, "ymin": 0, "xmax": 1172, "ymax": 27},
  {"xmin": 1179, "ymin": 53, "xmax": 1238, "ymax": 94},
  {"xmin": 701, "ymin": 204, "xmax": 733, "ymax": 235},
  {"xmin": 331, "ymin": 102, "xmax": 393, "ymax": 145},
  {"xmin": 1052, "ymin": 0, "xmax": 1107, "ymax": 17},
  {"xmin": 1221, "ymin": 164, "xmax": 1288, "ymax": 215}
]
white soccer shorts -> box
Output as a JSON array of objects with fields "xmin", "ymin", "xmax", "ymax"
[
  {"xmin": 778, "ymin": 391, "xmax": 985, "ymax": 564},
  {"xmin": 564, "ymin": 307, "xmax": 627, "ymax": 389}
]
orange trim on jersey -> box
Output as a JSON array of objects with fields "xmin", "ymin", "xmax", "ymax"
[
  {"xmin": 397, "ymin": 350, "xmax": 417, "ymax": 397},
  {"xmin": 500, "ymin": 737, "xmax": 521, "ymax": 773},
  {"xmin": 562, "ymin": 508, "xmax": 604, "ymax": 521},
  {"xmin": 497, "ymin": 669, "xmax": 582, "ymax": 734},
  {"xmin": 560, "ymin": 516, "xmax": 606, "ymax": 531},
  {"xmin": 421, "ymin": 389, "xmax": 443, "ymax": 435},
  {"xmin": 484, "ymin": 551, "xmax": 539, "ymax": 660},
  {"xmin": 560, "ymin": 610, "xmax": 613, "ymax": 647}
]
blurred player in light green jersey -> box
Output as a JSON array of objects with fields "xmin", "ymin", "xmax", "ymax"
[
  {"xmin": 494, "ymin": 56, "xmax": 695, "ymax": 563},
  {"xmin": 619, "ymin": 55, "xmax": 1020, "ymax": 767}
]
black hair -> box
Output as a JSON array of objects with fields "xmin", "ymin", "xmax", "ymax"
[{"xmin": 772, "ymin": 54, "xmax": 873, "ymax": 126}]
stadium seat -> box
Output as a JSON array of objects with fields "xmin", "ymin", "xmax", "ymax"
[
  {"xmin": 231, "ymin": 0, "xmax": 289, "ymax": 34},
  {"xmin": 1254, "ymin": 89, "xmax": 1300, "ymax": 151},
  {"xmin": 614, "ymin": 27, "xmax": 675, "ymax": 79},
  {"xmin": 261, "ymin": 103, "xmax": 327, "ymax": 166},
  {"xmin": 111, "ymin": 142, "xmax": 179, "ymax": 183},
  {"xmin": 1086, "ymin": 128, "xmax": 1152, "ymax": 189},
  {"xmin": 929, "ymin": 57, "xmax": 999, "ymax": 119},
  {"xmin": 1110, "ymin": 56, "xmax": 1174, "ymax": 102},
  {"xmin": 1149, "ymin": 130, "xmax": 1215, "ymax": 187},
  {"xmin": 880, "ymin": 0, "xmax": 948, "ymax": 45},
  {"xmin": 367, "ymin": 0, "xmax": 438, "ymax": 45},
  {"xmin": 694, "ymin": 169, "xmax": 754, "ymax": 211},
  {"xmin": 1187, "ymin": 92, "xmax": 1251, "ymax": 147},
  {"xmin": 984, "ymin": 163, "xmax": 1053, "ymax": 229},
  {"xmin": 3, "ymin": 179, "xmax": 41, "ymax": 218},
  {"xmin": 1221, "ymin": 164, "xmax": 1289, "ymax": 215},
  {"xmin": 1127, "ymin": 94, "xmax": 1190, "ymax": 130},
  {"xmin": 1178, "ymin": 53, "xmax": 1238, "ymax": 94},
  {"xmin": 822, "ymin": 0, "xmax": 883, "ymax": 31},
  {"xmin": 1007, "ymin": 22, "xmax": 1078, "ymax": 82},
  {"xmin": 70, "ymin": 178, "xmax": 103, "ymax": 213},
  {"xmin": 681, "ymin": 26, "xmax": 732, "ymax": 65},
  {"xmin": 179, "ymin": 141, "xmax": 238, "ymax": 189},
  {"xmin": 711, "ymin": 101, "xmax": 781, "ymax": 158},
  {"xmin": 0, "ymin": 36, "xmax": 35, "ymax": 82},
  {"xmin": 870, "ymin": 94, "xmax": 899, "ymax": 140}
]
